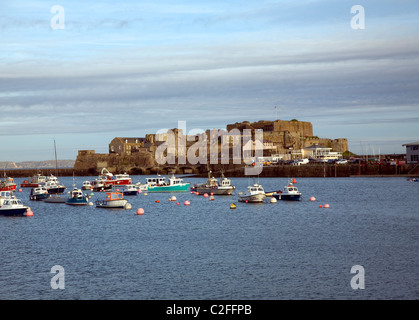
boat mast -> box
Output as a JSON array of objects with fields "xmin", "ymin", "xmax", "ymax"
[{"xmin": 54, "ymin": 138, "xmax": 58, "ymax": 177}]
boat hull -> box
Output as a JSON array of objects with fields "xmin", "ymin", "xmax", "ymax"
[
  {"xmin": 44, "ymin": 196, "xmax": 66, "ymax": 203},
  {"xmin": 21, "ymin": 183, "xmax": 39, "ymax": 188},
  {"xmin": 0, "ymin": 207, "xmax": 28, "ymax": 216},
  {"xmin": 0, "ymin": 185, "xmax": 17, "ymax": 192},
  {"xmin": 238, "ymin": 194, "xmax": 266, "ymax": 203},
  {"xmin": 47, "ymin": 187, "xmax": 66, "ymax": 194},
  {"xmin": 92, "ymin": 184, "xmax": 113, "ymax": 192},
  {"xmin": 103, "ymin": 179, "xmax": 132, "ymax": 186},
  {"xmin": 96, "ymin": 199, "xmax": 128, "ymax": 208},
  {"xmin": 280, "ymin": 194, "xmax": 301, "ymax": 201},
  {"xmin": 66, "ymin": 198, "xmax": 89, "ymax": 206},
  {"xmin": 191, "ymin": 186, "xmax": 235, "ymax": 195},
  {"xmin": 147, "ymin": 184, "xmax": 190, "ymax": 193},
  {"xmin": 123, "ymin": 191, "xmax": 138, "ymax": 196},
  {"xmin": 30, "ymin": 193, "xmax": 50, "ymax": 201}
]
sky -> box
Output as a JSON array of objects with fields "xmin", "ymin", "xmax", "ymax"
[{"xmin": 1, "ymin": 0, "xmax": 418, "ymax": 161}]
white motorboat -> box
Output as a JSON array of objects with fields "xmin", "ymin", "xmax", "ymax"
[
  {"xmin": 191, "ymin": 171, "xmax": 235, "ymax": 195},
  {"xmin": 29, "ymin": 186, "xmax": 50, "ymax": 201},
  {"xmin": 135, "ymin": 179, "xmax": 148, "ymax": 191},
  {"xmin": 41, "ymin": 175, "xmax": 66, "ymax": 194},
  {"xmin": 81, "ymin": 180, "xmax": 92, "ymax": 190},
  {"xmin": 272, "ymin": 182, "xmax": 302, "ymax": 201},
  {"xmin": 0, "ymin": 197, "xmax": 29, "ymax": 216},
  {"xmin": 122, "ymin": 184, "xmax": 138, "ymax": 196},
  {"xmin": 238, "ymin": 184, "xmax": 266, "ymax": 203},
  {"xmin": 96, "ymin": 192, "xmax": 128, "ymax": 209}
]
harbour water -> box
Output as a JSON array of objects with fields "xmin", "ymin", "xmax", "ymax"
[{"xmin": 0, "ymin": 176, "xmax": 418, "ymax": 300}]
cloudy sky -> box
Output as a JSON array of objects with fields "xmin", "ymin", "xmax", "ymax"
[{"xmin": 1, "ymin": 0, "xmax": 418, "ymax": 161}]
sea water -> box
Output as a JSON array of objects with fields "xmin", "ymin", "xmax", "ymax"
[{"xmin": 0, "ymin": 176, "xmax": 418, "ymax": 300}]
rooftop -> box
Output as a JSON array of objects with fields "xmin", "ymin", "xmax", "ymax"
[{"xmin": 402, "ymin": 141, "xmax": 419, "ymax": 146}]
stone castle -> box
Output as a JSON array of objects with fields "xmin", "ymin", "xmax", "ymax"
[{"xmin": 73, "ymin": 119, "xmax": 348, "ymax": 174}]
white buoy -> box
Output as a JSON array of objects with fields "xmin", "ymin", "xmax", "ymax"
[
  {"xmin": 270, "ymin": 197, "xmax": 277, "ymax": 203},
  {"xmin": 124, "ymin": 203, "xmax": 132, "ymax": 210},
  {"xmin": 88, "ymin": 202, "xmax": 93, "ymax": 206}
]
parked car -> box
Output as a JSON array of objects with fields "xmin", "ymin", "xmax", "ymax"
[
  {"xmin": 292, "ymin": 159, "xmax": 309, "ymax": 166},
  {"xmin": 336, "ymin": 159, "xmax": 348, "ymax": 164}
]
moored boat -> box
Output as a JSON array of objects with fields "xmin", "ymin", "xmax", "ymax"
[
  {"xmin": 146, "ymin": 174, "xmax": 190, "ymax": 192},
  {"xmin": 66, "ymin": 188, "xmax": 89, "ymax": 206},
  {"xmin": 81, "ymin": 180, "xmax": 93, "ymax": 190},
  {"xmin": 135, "ymin": 179, "xmax": 148, "ymax": 191},
  {"xmin": 41, "ymin": 174, "xmax": 66, "ymax": 194},
  {"xmin": 29, "ymin": 186, "xmax": 50, "ymax": 201},
  {"xmin": 96, "ymin": 192, "xmax": 128, "ymax": 208},
  {"xmin": 122, "ymin": 184, "xmax": 138, "ymax": 196},
  {"xmin": 20, "ymin": 173, "xmax": 47, "ymax": 188},
  {"xmin": 272, "ymin": 182, "xmax": 302, "ymax": 201},
  {"xmin": 238, "ymin": 184, "xmax": 266, "ymax": 203},
  {"xmin": 191, "ymin": 171, "xmax": 235, "ymax": 195},
  {"xmin": 94, "ymin": 168, "xmax": 132, "ymax": 187},
  {"xmin": 0, "ymin": 197, "xmax": 29, "ymax": 216},
  {"xmin": 0, "ymin": 176, "xmax": 17, "ymax": 192},
  {"xmin": 91, "ymin": 179, "xmax": 113, "ymax": 192}
]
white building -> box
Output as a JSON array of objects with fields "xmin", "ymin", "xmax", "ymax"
[
  {"xmin": 402, "ymin": 141, "xmax": 419, "ymax": 164},
  {"xmin": 302, "ymin": 144, "xmax": 342, "ymax": 162}
]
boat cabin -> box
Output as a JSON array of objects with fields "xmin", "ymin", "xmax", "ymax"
[
  {"xmin": 248, "ymin": 184, "xmax": 264, "ymax": 194},
  {"xmin": 220, "ymin": 178, "xmax": 231, "ymax": 187},
  {"xmin": 168, "ymin": 176, "xmax": 184, "ymax": 186},
  {"xmin": 70, "ymin": 189, "xmax": 84, "ymax": 199},
  {"xmin": 114, "ymin": 173, "xmax": 130, "ymax": 180},
  {"xmin": 2, "ymin": 199, "xmax": 23, "ymax": 207},
  {"xmin": 106, "ymin": 192, "xmax": 125, "ymax": 201},
  {"xmin": 31, "ymin": 187, "xmax": 48, "ymax": 195},
  {"xmin": 146, "ymin": 177, "xmax": 166, "ymax": 186},
  {"xmin": 284, "ymin": 184, "xmax": 299, "ymax": 193},
  {"xmin": 0, "ymin": 190, "xmax": 14, "ymax": 198}
]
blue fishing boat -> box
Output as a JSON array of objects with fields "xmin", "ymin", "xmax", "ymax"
[{"xmin": 66, "ymin": 188, "xmax": 89, "ymax": 206}]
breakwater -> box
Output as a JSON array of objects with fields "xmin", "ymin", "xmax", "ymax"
[{"xmin": 3, "ymin": 163, "xmax": 418, "ymax": 178}]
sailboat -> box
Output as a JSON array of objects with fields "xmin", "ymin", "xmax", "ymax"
[{"xmin": 43, "ymin": 139, "xmax": 66, "ymax": 202}]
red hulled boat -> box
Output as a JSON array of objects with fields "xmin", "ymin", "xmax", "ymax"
[
  {"xmin": 0, "ymin": 176, "xmax": 17, "ymax": 192},
  {"xmin": 94, "ymin": 168, "xmax": 132, "ymax": 186}
]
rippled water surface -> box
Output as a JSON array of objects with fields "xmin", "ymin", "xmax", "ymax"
[{"xmin": 1, "ymin": 176, "xmax": 418, "ymax": 300}]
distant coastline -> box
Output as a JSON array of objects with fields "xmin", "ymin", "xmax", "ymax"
[{"xmin": 0, "ymin": 160, "xmax": 75, "ymax": 170}]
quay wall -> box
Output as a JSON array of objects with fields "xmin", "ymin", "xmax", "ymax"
[{"xmin": 4, "ymin": 163, "xmax": 418, "ymax": 178}]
